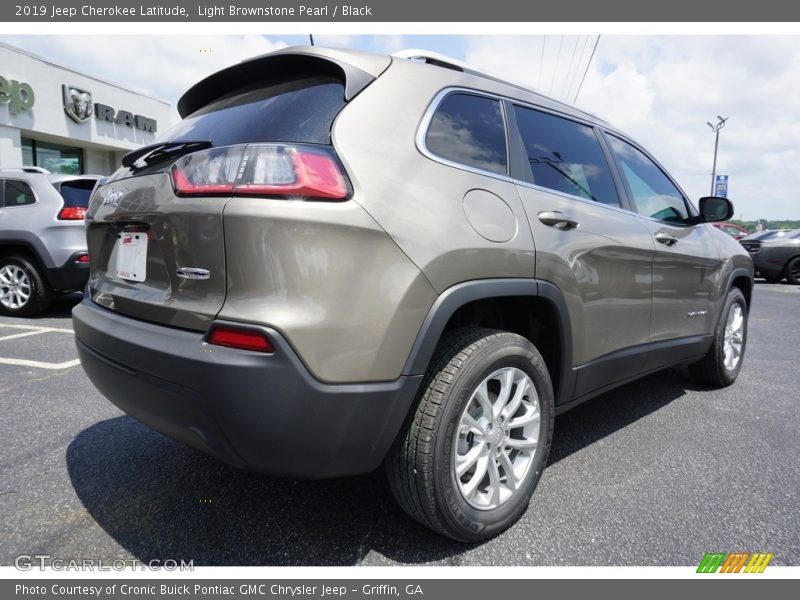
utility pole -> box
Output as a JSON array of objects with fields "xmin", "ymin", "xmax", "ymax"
[{"xmin": 707, "ymin": 115, "xmax": 728, "ymax": 196}]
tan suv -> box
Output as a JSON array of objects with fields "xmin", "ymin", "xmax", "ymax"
[{"xmin": 73, "ymin": 46, "xmax": 753, "ymax": 541}]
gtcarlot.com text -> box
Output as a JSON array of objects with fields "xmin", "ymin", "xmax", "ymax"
[{"xmin": 13, "ymin": 554, "xmax": 193, "ymax": 571}]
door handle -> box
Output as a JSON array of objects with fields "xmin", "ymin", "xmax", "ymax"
[
  {"xmin": 538, "ymin": 211, "xmax": 579, "ymax": 230},
  {"xmin": 655, "ymin": 232, "xmax": 679, "ymax": 246}
]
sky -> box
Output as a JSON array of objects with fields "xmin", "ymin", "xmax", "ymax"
[{"xmin": 2, "ymin": 34, "xmax": 798, "ymax": 220}]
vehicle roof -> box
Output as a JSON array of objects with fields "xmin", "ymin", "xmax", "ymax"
[{"xmin": 179, "ymin": 45, "xmax": 614, "ymax": 131}]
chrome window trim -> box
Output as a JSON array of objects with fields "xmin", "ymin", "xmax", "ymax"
[
  {"xmin": 416, "ymin": 87, "xmax": 512, "ymax": 180},
  {"xmin": 417, "ymin": 86, "xmax": 703, "ymax": 227}
]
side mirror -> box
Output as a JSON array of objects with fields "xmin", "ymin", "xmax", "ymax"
[{"xmin": 698, "ymin": 196, "xmax": 734, "ymax": 222}]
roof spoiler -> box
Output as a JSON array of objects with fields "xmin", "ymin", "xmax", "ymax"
[{"xmin": 177, "ymin": 46, "xmax": 391, "ymax": 118}]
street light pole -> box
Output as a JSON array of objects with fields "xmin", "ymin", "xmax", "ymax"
[{"xmin": 707, "ymin": 115, "xmax": 728, "ymax": 196}]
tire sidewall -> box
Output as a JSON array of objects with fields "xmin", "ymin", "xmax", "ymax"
[
  {"xmin": 0, "ymin": 256, "xmax": 47, "ymax": 316},
  {"xmin": 433, "ymin": 337, "xmax": 554, "ymax": 541},
  {"xmin": 715, "ymin": 288, "xmax": 748, "ymax": 385},
  {"xmin": 786, "ymin": 257, "xmax": 800, "ymax": 285}
]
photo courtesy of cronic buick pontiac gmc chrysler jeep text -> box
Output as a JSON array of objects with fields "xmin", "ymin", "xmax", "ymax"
[{"xmin": 72, "ymin": 47, "xmax": 753, "ymax": 541}]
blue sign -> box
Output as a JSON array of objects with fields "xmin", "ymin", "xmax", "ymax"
[{"xmin": 715, "ymin": 174, "xmax": 729, "ymax": 198}]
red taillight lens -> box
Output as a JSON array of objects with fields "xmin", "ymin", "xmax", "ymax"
[
  {"xmin": 58, "ymin": 206, "xmax": 86, "ymax": 220},
  {"xmin": 75, "ymin": 253, "xmax": 90, "ymax": 264},
  {"xmin": 170, "ymin": 145, "xmax": 242, "ymax": 196},
  {"xmin": 207, "ymin": 326, "xmax": 274, "ymax": 353},
  {"xmin": 171, "ymin": 144, "xmax": 349, "ymax": 201}
]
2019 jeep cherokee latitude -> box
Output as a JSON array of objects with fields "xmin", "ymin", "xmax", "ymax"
[{"xmin": 73, "ymin": 46, "xmax": 754, "ymax": 542}]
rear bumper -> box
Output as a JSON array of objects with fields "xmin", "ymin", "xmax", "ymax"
[
  {"xmin": 72, "ymin": 298, "xmax": 421, "ymax": 479},
  {"xmin": 45, "ymin": 253, "xmax": 89, "ymax": 291}
]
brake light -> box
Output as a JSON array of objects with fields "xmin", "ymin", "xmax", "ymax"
[
  {"xmin": 171, "ymin": 144, "xmax": 349, "ymax": 201},
  {"xmin": 58, "ymin": 206, "xmax": 86, "ymax": 220},
  {"xmin": 207, "ymin": 325, "xmax": 274, "ymax": 353}
]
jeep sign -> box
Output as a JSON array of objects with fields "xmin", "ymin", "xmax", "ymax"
[{"xmin": 0, "ymin": 75, "xmax": 35, "ymax": 115}]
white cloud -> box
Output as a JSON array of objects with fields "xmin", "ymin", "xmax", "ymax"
[
  {"xmin": 1, "ymin": 35, "xmax": 289, "ymax": 123},
  {"xmin": 466, "ymin": 35, "xmax": 800, "ymax": 220}
]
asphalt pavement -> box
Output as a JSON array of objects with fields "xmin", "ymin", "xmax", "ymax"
[{"xmin": 1, "ymin": 282, "xmax": 798, "ymax": 566}]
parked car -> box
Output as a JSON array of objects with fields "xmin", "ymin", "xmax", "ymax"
[
  {"xmin": 710, "ymin": 221, "xmax": 750, "ymax": 240},
  {"xmin": 0, "ymin": 167, "xmax": 99, "ymax": 316},
  {"xmin": 740, "ymin": 229, "xmax": 800, "ymax": 283},
  {"xmin": 73, "ymin": 46, "xmax": 753, "ymax": 541}
]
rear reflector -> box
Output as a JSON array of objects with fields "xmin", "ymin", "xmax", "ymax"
[
  {"xmin": 207, "ymin": 326, "xmax": 274, "ymax": 353},
  {"xmin": 74, "ymin": 254, "xmax": 90, "ymax": 264},
  {"xmin": 58, "ymin": 206, "xmax": 87, "ymax": 220},
  {"xmin": 171, "ymin": 143, "xmax": 349, "ymax": 201}
]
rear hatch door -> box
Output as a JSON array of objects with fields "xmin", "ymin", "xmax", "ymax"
[{"xmin": 86, "ymin": 49, "xmax": 388, "ymax": 331}]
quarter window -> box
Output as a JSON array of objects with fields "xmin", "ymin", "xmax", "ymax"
[
  {"xmin": 3, "ymin": 180, "xmax": 36, "ymax": 207},
  {"xmin": 513, "ymin": 105, "xmax": 619, "ymax": 206},
  {"xmin": 607, "ymin": 135, "xmax": 688, "ymax": 223},
  {"xmin": 425, "ymin": 93, "xmax": 508, "ymax": 175}
]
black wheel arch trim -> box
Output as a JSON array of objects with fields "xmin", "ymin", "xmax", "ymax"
[{"xmin": 401, "ymin": 278, "xmax": 576, "ymax": 406}]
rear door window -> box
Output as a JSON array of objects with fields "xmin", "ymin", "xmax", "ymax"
[
  {"xmin": 3, "ymin": 179, "xmax": 36, "ymax": 206},
  {"xmin": 56, "ymin": 179, "xmax": 96, "ymax": 207},
  {"xmin": 513, "ymin": 105, "xmax": 619, "ymax": 206},
  {"xmin": 425, "ymin": 93, "xmax": 508, "ymax": 175},
  {"xmin": 163, "ymin": 76, "xmax": 346, "ymax": 146},
  {"xmin": 606, "ymin": 135, "xmax": 689, "ymax": 223}
]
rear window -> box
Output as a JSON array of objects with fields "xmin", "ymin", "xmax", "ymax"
[
  {"xmin": 162, "ymin": 76, "xmax": 346, "ymax": 146},
  {"xmin": 56, "ymin": 179, "xmax": 96, "ymax": 207}
]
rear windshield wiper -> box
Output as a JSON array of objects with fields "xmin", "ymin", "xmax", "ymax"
[{"xmin": 122, "ymin": 140, "xmax": 212, "ymax": 170}]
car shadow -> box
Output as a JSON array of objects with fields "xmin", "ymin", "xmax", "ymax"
[
  {"xmin": 30, "ymin": 292, "xmax": 84, "ymax": 319},
  {"xmin": 66, "ymin": 366, "xmax": 696, "ymax": 565}
]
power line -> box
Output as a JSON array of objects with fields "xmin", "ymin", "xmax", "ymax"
[
  {"xmin": 566, "ymin": 34, "xmax": 590, "ymax": 100},
  {"xmin": 560, "ymin": 35, "xmax": 581, "ymax": 100},
  {"xmin": 573, "ymin": 34, "xmax": 601, "ymax": 104},
  {"xmin": 550, "ymin": 34, "xmax": 564, "ymax": 94},
  {"xmin": 538, "ymin": 35, "xmax": 546, "ymax": 88}
]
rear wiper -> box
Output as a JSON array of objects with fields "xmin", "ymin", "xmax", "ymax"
[{"xmin": 121, "ymin": 140, "xmax": 212, "ymax": 170}]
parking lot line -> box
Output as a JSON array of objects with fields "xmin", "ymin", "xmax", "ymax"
[
  {"xmin": 0, "ymin": 357, "xmax": 80, "ymax": 370},
  {"xmin": 0, "ymin": 330, "xmax": 50, "ymax": 342},
  {"xmin": 0, "ymin": 323, "xmax": 74, "ymax": 334}
]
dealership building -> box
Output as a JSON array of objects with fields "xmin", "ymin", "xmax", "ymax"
[{"xmin": 0, "ymin": 42, "xmax": 171, "ymax": 175}]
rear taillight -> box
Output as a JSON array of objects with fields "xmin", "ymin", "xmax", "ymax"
[
  {"xmin": 74, "ymin": 253, "xmax": 90, "ymax": 264},
  {"xmin": 207, "ymin": 325, "xmax": 274, "ymax": 353},
  {"xmin": 58, "ymin": 206, "xmax": 86, "ymax": 220},
  {"xmin": 171, "ymin": 144, "xmax": 349, "ymax": 201}
]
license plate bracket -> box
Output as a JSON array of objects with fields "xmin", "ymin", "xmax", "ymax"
[{"xmin": 115, "ymin": 232, "xmax": 147, "ymax": 281}]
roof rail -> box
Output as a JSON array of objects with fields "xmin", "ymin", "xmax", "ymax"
[
  {"xmin": 0, "ymin": 166, "xmax": 50, "ymax": 175},
  {"xmin": 392, "ymin": 48, "xmax": 553, "ymax": 98},
  {"xmin": 392, "ymin": 49, "xmax": 468, "ymax": 73},
  {"xmin": 392, "ymin": 48, "xmax": 607, "ymax": 123}
]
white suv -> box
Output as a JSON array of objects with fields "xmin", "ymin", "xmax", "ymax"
[{"xmin": 0, "ymin": 167, "xmax": 99, "ymax": 316}]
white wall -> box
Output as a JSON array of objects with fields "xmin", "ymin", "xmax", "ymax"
[
  {"xmin": 0, "ymin": 124, "xmax": 21, "ymax": 168},
  {"xmin": 0, "ymin": 42, "xmax": 171, "ymax": 162}
]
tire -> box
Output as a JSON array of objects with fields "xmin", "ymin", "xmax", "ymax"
[
  {"xmin": 0, "ymin": 255, "xmax": 52, "ymax": 317},
  {"xmin": 785, "ymin": 256, "xmax": 800, "ymax": 285},
  {"xmin": 387, "ymin": 327, "xmax": 554, "ymax": 542},
  {"xmin": 689, "ymin": 287, "xmax": 747, "ymax": 387}
]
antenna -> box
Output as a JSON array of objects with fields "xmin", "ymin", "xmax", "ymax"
[{"xmin": 309, "ymin": 34, "xmax": 315, "ymax": 46}]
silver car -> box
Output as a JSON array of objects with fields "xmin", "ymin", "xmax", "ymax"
[{"xmin": 0, "ymin": 167, "xmax": 99, "ymax": 316}]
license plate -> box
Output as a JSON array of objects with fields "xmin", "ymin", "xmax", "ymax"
[{"xmin": 115, "ymin": 232, "xmax": 147, "ymax": 281}]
